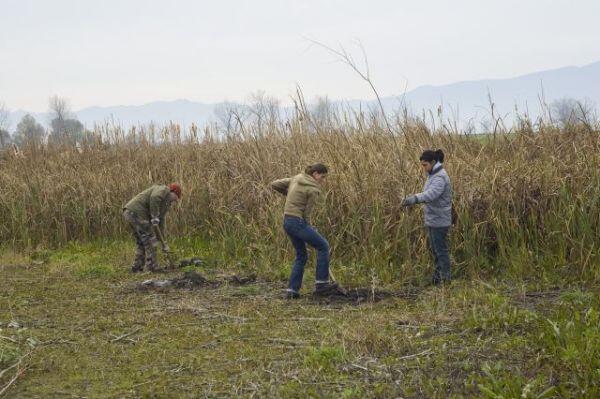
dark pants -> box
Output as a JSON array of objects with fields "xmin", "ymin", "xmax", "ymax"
[
  {"xmin": 427, "ymin": 226, "xmax": 451, "ymax": 284},
  {"xmin": 283, "ymin": 215, "xmax": 330, "ymax": 292}
]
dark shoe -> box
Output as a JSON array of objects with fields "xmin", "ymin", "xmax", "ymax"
[
  {"xmin": 430, "ymin": 279, "xmax": 451, "ymax": 288},
  {"xmin": 150, "ymin": 267, "xmax": 167, "ymax": 273},
  {"xmin": 313, "ymin": 282, "xmax": 341, "ymax": 296},
  {"xmin": 131, "ymin": 265, "xmax": 143, "ymax": 273},
  {"xmin": 284, "ymin": 289, "xmax": 300, "ymax": 299}
]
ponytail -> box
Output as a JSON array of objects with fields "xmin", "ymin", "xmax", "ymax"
[
  {"xmin": 305, "ymin": 163, "xmax": 329, "ymax": 175},
  {"xmin": 420, "ymin": 149, "xmax": 445, "ymax": 163}
]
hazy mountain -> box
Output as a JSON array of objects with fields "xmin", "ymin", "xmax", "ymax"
[
  {"xmin": 6, "ymin": 99, "xmax": 223, "ymax": 132},
  {"xmin": 378, "ymin": 60, "xmax": 600, "ymax": 126},
  {"xmin": 76, "ymin": 99, "xmax": 219, "ymax": 129},
  {"xmin": 6, "ymin": 60, "xmax": 600, "ymax": 132}
]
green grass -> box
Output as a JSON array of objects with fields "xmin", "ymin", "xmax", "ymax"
[{"xmin": 0, "ymin": 242, "xmax": 598, "ymax": 398}]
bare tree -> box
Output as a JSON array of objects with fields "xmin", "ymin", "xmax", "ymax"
[
  {"xmin": 0, "ymin": 129, "xmax": 11, "ymax": 148},
  {"xmin": 248, "ymin": 90, "xmax": 280, "ymax": 129},
  {"xmin": 550, "ymin": 97, "xmax": 596, "ymax": 129},
  {"xmin": 0, "ymin": 102, "xmax": 9, "ymax": 130},
  {"xmin": 311, "ymin": 96, "xmax": 336, "ymax": 127},
  {"xmin": 48, "ymin": 95, "xmax": 71, "ymax": 122},
  {"xmin": 0, "ymin": 103, "xmax": 11, "ymax": 148},
  {"xmin": 49, "ymin": 95, "xmax": 69, "ymax": 142},
  {"xmin": 306, "ymin": 38, "xmax": 395, "ymax": 136},
  {"xmin": 48, "ymin": 95, "xmax": 84, "ymax": 143},
  {"xmin": 214, "ymin": 102, "xmax": 249, "ymax": 134}
]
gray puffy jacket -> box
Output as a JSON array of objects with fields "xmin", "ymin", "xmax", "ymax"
[{"xmin": 416, "ymin": 163, "xmax": 452, "ymax": 227}]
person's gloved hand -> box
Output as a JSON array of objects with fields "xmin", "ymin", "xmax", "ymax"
[
  {"xmin": 401, "ymin": 195, "xmax": 418, "ymax": 207},
  {"xmin": 151, "ymin": 217, "xmax": 160, "ymax": 226}
]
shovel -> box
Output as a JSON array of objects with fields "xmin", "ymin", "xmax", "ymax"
[
  {"xmin": 153, "ymin": 226, "xmax": 177, "ymax": 269},
  {"xmin": 328, "ymin": 267, "xmax": 348, "ymax": 296}
]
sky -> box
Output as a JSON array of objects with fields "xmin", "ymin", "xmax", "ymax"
[{"xmin": 1, "ymin": 0, "xmax": 600, "ymax": 112}]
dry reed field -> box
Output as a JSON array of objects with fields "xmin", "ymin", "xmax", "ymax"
[
  {"xmin": 1, "ymin": 107, "xmax": 599, "ymax": 284},
  {"xmin": 1, "ymin": 106, "xmax": 599, "ymax": 397}
]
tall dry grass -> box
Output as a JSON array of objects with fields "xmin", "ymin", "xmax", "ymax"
[{"xmin": 0, "ymin": 103, "xmax": 599, "ymax": 284}]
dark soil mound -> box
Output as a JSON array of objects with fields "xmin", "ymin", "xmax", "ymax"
[
  {"xmin": 177, "ymin": 257, "xmax": 204, "ymax": 268},
  {"xmin": 313, "ymin": 287, "xmax": 394, "ymax": 305},
  {"xmin": 137, "ymin": 271, "xmax": 256, "ymax": 291},
  {"xmin": 171, "ymin": 271, "xmax": 216, "ymax": 288},
  {"xmin": 221, "ymin": 274, "xmax": 257, "ymax": 285}
]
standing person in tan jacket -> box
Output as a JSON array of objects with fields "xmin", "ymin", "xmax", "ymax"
[{"xmin": 271, "ymin": 164, "xmax": 338, "ymax": 298}]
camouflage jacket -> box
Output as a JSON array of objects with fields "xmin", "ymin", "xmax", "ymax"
[{"xmin": 124, "ymin": 185, "xmax": 172, "ymax": 230}]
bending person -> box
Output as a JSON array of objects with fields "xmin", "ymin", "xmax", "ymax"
[
  {"xmin": 271, "ymin": 164, "xmax": 338, "ymax": 298},
  {"xmin": 123, "ymin": 183, "xmax": 182, "ymax": 272},
  {"xmin": 402, "ymin": 150, "xmax": 453, "ymax": 285}
]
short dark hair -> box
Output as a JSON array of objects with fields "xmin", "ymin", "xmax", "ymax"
[
  {"xmin": 305, "ymin": 163, "xmax": 328, "ymax": 175},
  {"xmin": 419, "ymin": 149, "xmax": 445, "ymax": 163}
]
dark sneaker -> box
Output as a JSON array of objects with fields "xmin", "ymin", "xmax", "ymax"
[
  {"xmin": 284, "ymin": 289, "xmax": 300, "ymax": 299},
  {"xmin": 431, "ymin": 278, "xmax": 450, "ymax": 287},
  {"xmin": 313, "ymin": 282, "xmax": 341, "ymax": 296},
  {"xmin": 131, "ymin": 265, "xmax": 143, "ymax": 273}
]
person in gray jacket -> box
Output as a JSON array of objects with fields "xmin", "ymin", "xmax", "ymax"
[{"xmin": 402, "ymin": 149, "xmax": 453, "ymax": 285}]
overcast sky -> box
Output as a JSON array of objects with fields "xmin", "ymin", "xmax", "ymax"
[{"xmin": 1, "ymin": 0, "xmax": 599, "ymax": 111}]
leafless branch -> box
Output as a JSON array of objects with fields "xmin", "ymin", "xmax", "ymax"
[{"xmin": 305, "ymin": 38, "xmax": 396, "ymax": 138}]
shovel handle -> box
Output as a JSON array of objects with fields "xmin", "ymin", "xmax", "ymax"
[
  {"xmin": 328, "ymin": 268, "xmax": 347, "ymax": 295},
  {"xmin": 328, "ymin": 269, "xmax": 337, "ymax": 283},
  {"xmin": 153, "ymin": 225, "xmax": 166, "ymax": 245},
  {"xmin": 153, "ymin": 226, "xmax": 176, "ymax": 268}
]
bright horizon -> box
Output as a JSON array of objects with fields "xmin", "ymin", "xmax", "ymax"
[{"xmin": 2, "ymin": 0, "xmax": 600, "ymax": 112}]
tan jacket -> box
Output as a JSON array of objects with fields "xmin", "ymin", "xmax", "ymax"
[{"xmin": 271, "ymin": 173, "xmax": 322, "ymax": 222}]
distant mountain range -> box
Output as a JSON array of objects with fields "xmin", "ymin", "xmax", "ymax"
[
  {"xmin": 6, "ymin": 99, "xmax": 220, "ymax": 132},
  {"xmin": 379, "ymin": 60, "xmax": 600, "ymax": 127},
  {"xmin": 6, "ymin": 60, "xmax": 600, "ymax": 132}
]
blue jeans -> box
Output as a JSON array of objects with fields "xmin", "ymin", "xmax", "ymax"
[
  {"xmin": 428, "ymin": 226, "xmax": 451, "ymax": 284},
  {"xmin": 283, "ymin": 215, "xmax": 330, "ymax": 292}
]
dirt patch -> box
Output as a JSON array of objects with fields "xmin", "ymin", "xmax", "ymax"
[
  {"xmin": 220, "ymin": 274, "xmax": 257, "ymax": 285},
  {"xmin": 177, "ymin": 257, "xmax": 204, "ymax": 268},
  {"xmin": 311, "ymin": 286, "xmax": 422, "ymax": 305},
  {"xmin": 510, "ymin": 289, "xmax": 564, "ymax": 312},
  {"xmin": 171, "ymin": 271, "xmax": 218, "ymax": 288},
  {"xmin": 137, "ymin": 271, "xmax": 256, "ymax": 291},
  {"xmin": 138, "ymin": 271, "xmax": 215, "ymax": 290},
  {"xmin": 312, "ymin": 287, "xmax": 394, "ymax": 305}
]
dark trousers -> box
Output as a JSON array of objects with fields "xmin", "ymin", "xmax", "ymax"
[
  {"xmin": 283, "ymin": 215, "xmax": 330, "ymax": 292},
  {"xmin": 427, "ymin": 226, "xmax": 451, "ymax": 284}
]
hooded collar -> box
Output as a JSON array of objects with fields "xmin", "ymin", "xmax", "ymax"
[
  {"xmin": 299, "ymin": 173, "xmax": 321, "ymax": 189},
  {"xmin": 429, "ymin": 162, "xmax": 443, "ymax": 176}
]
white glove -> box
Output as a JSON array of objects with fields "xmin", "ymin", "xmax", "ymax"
[{"xmin": 151, "ymin": 217, "xmax": 160, "ymax": 226}]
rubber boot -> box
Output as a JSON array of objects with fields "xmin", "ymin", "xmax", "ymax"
[
  {"xmin": 145, "ymin": 246, "xmax": 161, "ymax": 272},
  {"xmin": 131, "ymin": 247, "xmax": 145, "ymax": 273}
]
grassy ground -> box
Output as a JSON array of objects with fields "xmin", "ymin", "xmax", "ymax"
[{"xmin": 1, "ymin": 242, "xmax": 598, "ymax": 398}]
